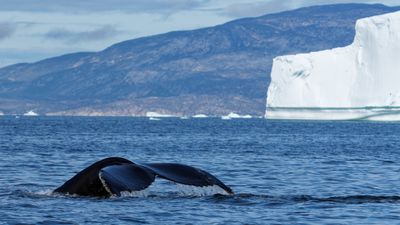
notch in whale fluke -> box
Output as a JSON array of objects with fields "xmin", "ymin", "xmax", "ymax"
[{"xmin": 54, "ymin": 157, "xmax": 233, "ymax": 197}]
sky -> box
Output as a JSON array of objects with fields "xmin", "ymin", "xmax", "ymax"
[{"xmin": 0, "ymin": 0, "xmax": 398, "ymax": 67}]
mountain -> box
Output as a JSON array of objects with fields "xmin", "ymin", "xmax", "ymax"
[
  {"xmin": 0, "ymin": 4, "xmax": 399, "ymax": 116},
  {"xmin": 266, "ymin": 11, "xmax": 400, "ymax": 121}
]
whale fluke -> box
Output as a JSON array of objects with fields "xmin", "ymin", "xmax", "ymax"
[{"xmin": 54, "ymin": 157, "xmax": 233, "ymax": 197}]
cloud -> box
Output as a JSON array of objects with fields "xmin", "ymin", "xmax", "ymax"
[
  {"xmin": 0, "ymin": 0, "xmax": 398, "ymax": 16},
  {"xmin": 45, "ymin": 25, "xmax": 121, "ymax": 43},
  {"xmin": 0, "ymin": 23, "xmax": 16, "ymax": 40},
  {"xmin": 0, "ymin": 0, "xmax": 209, "ymax": 14},
  {"xmin": 220, "ymin": 1, "xmax": 295, "ymax": 18},
  {"xmin": 221, "ymin": 0, "xmax": 400, "ymax": 18}
]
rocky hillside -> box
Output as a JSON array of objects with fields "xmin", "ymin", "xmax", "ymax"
[{"xmin": 0, "ymin": 4, "xmax": 399, "ymax": 116}]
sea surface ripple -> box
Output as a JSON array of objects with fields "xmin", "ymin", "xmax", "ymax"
[{"xmin": 1, "ymin": 116, "xmax": 400, "ymax": 224}]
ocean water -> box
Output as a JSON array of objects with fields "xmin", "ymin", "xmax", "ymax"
[{"xmin": 1, "ymin": 116, "xmax": 400, "ymax": 224}]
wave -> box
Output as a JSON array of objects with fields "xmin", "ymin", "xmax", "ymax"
[
  {"xmin": 316, "ymin": 195, "xmax": 400, "ymax": 204},
  {"xmin": 12, "ymin": 184, "xmax": 230, "ymax": 199},
  {"xmin": 119, "ymin": 189, "xmax": 150, "ymax": 198},
  {"xmin": 214, "ymin": 193, "xmax": 400, "ymax": 204},
  {"xmin": 175, "ymin": 184, "xmax": 229, "ymax": 196},
  {"xmin": 12, "ymin": 189, "xmax": 400, "ymax": 204}
]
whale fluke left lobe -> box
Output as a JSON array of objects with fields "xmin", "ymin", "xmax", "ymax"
[{"xmin": 54, "ymin": 157, "xmax": 135, "ymax": 197}]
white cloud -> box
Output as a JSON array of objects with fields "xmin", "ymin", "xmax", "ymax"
[
  {"xmin": 0, "ymin": 0, "xmax": 398, "ymax": 67},
  {"xmin": 45, "ymin": 25, "xmax": 121, "ymax": 43},
  {"xmin": 0, "ymin": 23, "xmax": 16, "ymax": 40},
  {"xmin": 220, "ymin": 0, "xmax": 399, "ymax": 18},
  {"xmin": 0, "ymin": 9, "xmax": 230, "ymax": 66},
  {"xmin": 0, "ymin": 0, "xmax": 210, "ymax": 14}
]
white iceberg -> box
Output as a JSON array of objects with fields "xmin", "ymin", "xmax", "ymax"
[
  {"xmin": 23, "ymin": 110, "xmax": 39, "ymax": 116},
  {"xmin": 192, "ymin": 114, "xmax": 208, "ymax": 118},
  {"xmin": 266, "ymin": 11, "xmax": 400, "ymax": 121},
  {"xmin": 221, "ymin": 115, "xmax": 232, "ymax": 120},
  {"xmin": 221, "ymin": 112, "xmax": 252, "ymax": 120},
  {"xmin": 149, "ymin": 117, "xmax": 161, "ymax": 121},
  {"xmin": 145, "ymin": 112, "xmax": 175, "ymax": 118}
]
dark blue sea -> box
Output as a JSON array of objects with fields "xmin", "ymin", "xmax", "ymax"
[{"xmin": 1, "ymin": 116, "xmax": 400, "ymax": 224}]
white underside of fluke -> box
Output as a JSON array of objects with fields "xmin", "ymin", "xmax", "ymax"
[{"xmin": 99, "ymin": 172, "xmax": 114, "ymax": 196}]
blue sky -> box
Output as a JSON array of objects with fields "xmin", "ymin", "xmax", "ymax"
[{"xmin": 0, "ymin": 0, "xmax": 398, "ymax": 67}]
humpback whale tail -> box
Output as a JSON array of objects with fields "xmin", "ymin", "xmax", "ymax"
[{"xmin": 54, "ymin": 157, "xmax": 233, "ymax": 197}]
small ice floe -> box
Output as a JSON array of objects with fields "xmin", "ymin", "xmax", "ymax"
[
  {"xmin": 23, "ymin": 110, "xmax": 39, "ymax": 116},
  {"xmin": 221, "ymin": 115, "xmax": 232, "ymax": 120},
  {"xmin": 0, "ymin": 111, "xmax": 4, "ymax": 116},
  {"xmin": 146, "ymin": 112, "xmax": 175, "ymax": 118},
  {"xmin": 149, "ymin": 117, "xmax": 161, "ymax": 121},
  {"xmin": 180, "ymin": 116, "xmax": 190, "ymax": 120},
  {"xmin": 192, "ymin": 114, "xmax": 208, "ymax": 118},
  {"xmin": 221, "ymin": 112, "xmax": 252, "ymax": 120}
]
